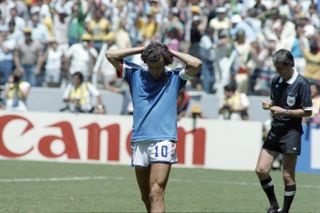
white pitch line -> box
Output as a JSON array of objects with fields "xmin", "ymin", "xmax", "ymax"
[
  {"xmin": 172, "ymin": 178, "xmax": 320, "ymax": 190},
  {"xmin": 0, "ymin": 176, "xmax": 124, "ymax": 183},
  {"xmin": 0, "ymin": 176, "xmax": 320, "ymax": 190}
]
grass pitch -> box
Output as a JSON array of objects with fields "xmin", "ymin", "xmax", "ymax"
[{"xmin": 0, "ymin": 160, "xmax": 319, "ymax": 212}]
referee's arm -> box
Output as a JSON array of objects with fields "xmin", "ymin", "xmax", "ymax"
[{"xmin": 269, "ymin": 106, "xmax": 312, "ymax": 117}]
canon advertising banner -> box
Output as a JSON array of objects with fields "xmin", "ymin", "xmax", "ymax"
[{"xmin": 0, "ymin": 112, "xmax": 262, "ymax": 170}]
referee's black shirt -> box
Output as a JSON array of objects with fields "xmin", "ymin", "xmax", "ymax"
[{"xmin": 270, "ymin": 70, "xmax": 312, "ymax": 130}]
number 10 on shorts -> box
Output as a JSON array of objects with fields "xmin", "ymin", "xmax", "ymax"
[{"xmin": 151, "ymin": 140, "xmax": 177, "ymax": 163}]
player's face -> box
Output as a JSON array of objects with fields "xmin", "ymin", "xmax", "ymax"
[
  {"xmin": 224, "ymin": 90, "xmax": 233, "ymax": 98},
  {"xmin": 72, "ymin": 75, "xmax": 82, "ymax": 86},
  {"xmin": 147, "ymin": 57, "xmax": 165, "ymax": 79},
  {"xmin": 274, "ymin": 62, "xmax": 291, "ymax": 78}
]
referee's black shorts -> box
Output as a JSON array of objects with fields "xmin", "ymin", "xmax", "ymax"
[{"xmin": 263, "ymin": 126, "xmax": 302, "ymax": 155}]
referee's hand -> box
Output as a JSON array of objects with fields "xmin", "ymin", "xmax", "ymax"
[
  {"xmin": 262, "ymin": 101, "xmax": 272, "ymax": 110},
  {"xmin": 270, "ymin": 106, "xmax": 287, "ymax": 116}
]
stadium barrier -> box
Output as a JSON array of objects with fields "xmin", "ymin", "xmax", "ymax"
[
  {"xmin": 23, "ymin": 88, "xmax": 270, "ymax": 122},
  {"xmin": 1, "ymin": 111, "xmax": 318, "ymax": 173},
  {"xmin": 0, "ymin": 111, "xmax": 261, "ymax": 170},
  {"xmin": 296, "ymin": 124, "xmax": 320, "ymax": 174}
]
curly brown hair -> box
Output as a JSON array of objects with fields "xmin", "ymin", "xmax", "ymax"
[{"xmin": 141, "ymin": 42, "xmax": 174, "ymax": 66}]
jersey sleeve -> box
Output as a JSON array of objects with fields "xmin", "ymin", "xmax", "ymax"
[
  {"xmin": 299, "ymin": 80, "xmax": 313, "ymax": 111},
  {"xmin": 117, "ymin": 59, "xmax": 142, "ymax": 83},
  {"xmin": 174, "ymin": 67, "xmax": 187, "ymax": 90}
]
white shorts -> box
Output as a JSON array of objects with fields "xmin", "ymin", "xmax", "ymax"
[{"xmin": 131, "ymin": 140, "xmax": 178, "ymax": 167}]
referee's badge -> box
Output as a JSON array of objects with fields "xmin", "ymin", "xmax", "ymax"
[{"xmin": 287, "ymin": 95, "xmax": 296, "ymax": 106}]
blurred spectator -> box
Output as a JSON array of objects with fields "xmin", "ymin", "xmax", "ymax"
[
  {"xmin": 86, "ymin": 7, "xmax": 110, "ymax": 52},
  {"xmin": 14, "ymin": 27, "xmax": 44, "ymax": 86},
  {"xmin": 199, "ymin": 27, "xmax": 216, "ymax": 94},
  {"xmin": 114, "ymin": 20, "xmax": 132, "ymax": 49},
  {"xmin": 65, "ymin": 33, "xmax": 98, "ymax": 81},
  {"xmin": 291, "ymin": 22, "xmax": 307, "ymax": 75},
  {"xmin": 98, "ymin": 32, "xmax": 119, "ymax": 89},
  {"xmin": 3, "ymin": 72, "xmax": 30, "ymax": 112},
  {"xmin": 219, "ymin": 83, "xmax": 249, "ymax": 120},
  {"xmin": 250, "ymin": 39, "xmax": 276, "ymax": 96},
  {"xmin": 209, "ymin": 7, "xmax": 230, "ymax": 32},
  {"xmin": 67, "ymin": 0, "xmax": 93, "ymax": 46},
  {"xmin": 300, "ymin": 35, "xmax": 320, "ymax": 85},
  {"xmin": 188, "ymin": 13, "xmax": 206, "ymax": 90},
  {"xmin": 62, "ymin": 71, "xmax": 104, "ymax": 113},
  {"xmin": 52, "ymin": 7, "xmax": 69, "ymax": 51},
  {"xmin": 7, "ymin": 19, "xmax": 23, "ymax": 43},
  {"xmin": 0, "ymin": 0, "xmax": 315, "ymax": 100},
  {"xmin": 253, "ymin": 0, "xmax": 267, "ymax": 15},
  {"xmin": 304, "ymin": 83, "xmax": 320, "ymax": 125},
  {"xmin": 136, "ymin": 11, "xmax": 158, "ymax": 42},
  {"xmin": 231, "ymin": 30, "xmax": 254, "ymax": 94},
  {"xmin": 42, "ymin": 37, "xmax": 64, "ymax": 87},
  {"xmin": 28, "ymin": 8, "xmax": 48, "ymax": 43},
  {"xmin": 99, "ymin": 32, "xmax": 133, "ymax": 115},
  {"xmin": 162, "ymin": 7, "xmax": 184, "ymax": 42},
  {"xmin": 0, "ymin": 27, "xmax": 15, "ymax": 85},
  {"xmin": 6, "ymin": 5, "xmax": 25, "ymax": 32},
  {"xmin": 279, "ymin": 15, "xmax": 296, "ymax": 50},
  {"xmin": 309, "ymin": 3, "xmax": 320, "ymax": 28}
]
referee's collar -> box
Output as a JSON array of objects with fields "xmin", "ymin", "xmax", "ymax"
[{"xmin": 284, "ymin": 69, "xmax": 298, "ymax": 85}]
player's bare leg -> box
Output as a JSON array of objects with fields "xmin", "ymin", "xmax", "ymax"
[
  {"xmin": 281, "ymin": 154, "xmax": 297, "ymax": 213},
  {"xmin": 149, "ymin": 163, "xmax": 171, "ymax": 213},
  {"xmin": 135, "ymin": 166, "xmax": 151, "ymax": 212},
  {"xmin": 256, "ymin": 148, "xmax": 278, "ymax": 179},
  {"xmin": 256, "ymin": 148, "xmax": 281, "ymax": 212}
]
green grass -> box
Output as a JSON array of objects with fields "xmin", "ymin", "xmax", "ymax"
[{"xmin": 0, "ymin": 160, "xmax": 319, "ymax": 212}]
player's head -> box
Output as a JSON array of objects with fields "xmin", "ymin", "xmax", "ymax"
[
  {"xmin": 141, "ymin": 42, "xmax": 173, "ymax": 78},
  {"xmin": 141, "ymin": 42, "xmax": 173, "ymax": 65},
  {"xmin": 272, "ymin": 49, "xmax": 294, "ymax": 76},
  {"xmin": 224, "ymin": 83, "xmax": 237, "ymax": 98},
  {"xmin": 72, "ymin": 72, "xmax": 84, "ymax": 86}
]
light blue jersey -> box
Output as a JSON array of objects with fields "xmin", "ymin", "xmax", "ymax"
[{"xmin": 122, "ymin": 60, "xmax": 186, "ymax": 142}]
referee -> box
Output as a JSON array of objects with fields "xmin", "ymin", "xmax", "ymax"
[{"xmin": 255, "ymin": 49, "xmax": 312, "ymax": 213}]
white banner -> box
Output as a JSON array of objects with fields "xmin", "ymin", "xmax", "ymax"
[
  {"xmin": 0, "ymin": 112, "xmax": 262, "ymax": 170},
  {"xmin": 311, "ymin": 128, "xmax": 320, "ymax": 169}
]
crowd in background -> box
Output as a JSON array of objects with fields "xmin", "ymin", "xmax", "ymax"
[{"xmin": 0, "ymin": 0, "xmax": 319, "ymax": 119}]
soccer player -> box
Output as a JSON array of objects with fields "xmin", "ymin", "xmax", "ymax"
[
  {"xmin": 106, "ymin": 42, "xmax": 201, "ymax": 212},
  {"xmin": 255, "ymin": 49, "xmax": 312, "ymax": 213}
]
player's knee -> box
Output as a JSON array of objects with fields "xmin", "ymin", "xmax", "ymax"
[
  {"xmin": 255, "ymin": 165, "xmax": 268, "ymax": 177},
  {"xmin": 149, "ymin": 183, "xmax": 164, "ymax": 202},
  {"xmin": 282, "ymin": 170, "xmax": 295, "ymax": 184}
]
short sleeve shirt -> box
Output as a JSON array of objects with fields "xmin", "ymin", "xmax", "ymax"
[
  {"xmin": 270, "ymin": 70, "xmax": 312, "ymax": 129},
  {"xmin": 120, "ymin": 60, "xmax": 187, "ymax": 142}
]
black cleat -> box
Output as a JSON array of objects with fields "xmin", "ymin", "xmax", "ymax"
[{"xmin": 267, "ymin": 207, "xmax": 282, "ymax": 213}]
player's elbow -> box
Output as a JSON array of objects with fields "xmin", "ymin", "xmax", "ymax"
[
  {"xmin": 105, "ymin": 52, "xmax": 114, "ymax": 61},
  {"xmin": 193, "ymin": 59, "xmax": 202, "ymax": 71}
]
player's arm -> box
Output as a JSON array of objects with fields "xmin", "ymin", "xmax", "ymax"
[
  {"xmin": 105, "ymin": 47, "xmax": 144, "ymax": 71},
  {"xmin": 263, "ymin": 100, "xmax": 312, "ymax": 116},
  {"xmin": 270, "ymin": 106, "xmax": 312, "ymax": 117},
  {"xmin": 170, "ymin": 49, "xmax": 202, "ymax": 77}
]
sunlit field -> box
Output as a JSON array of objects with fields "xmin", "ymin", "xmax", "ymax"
[{"xmin": 0, "ymin": 160, "xmax": 319, "ymax": 212}]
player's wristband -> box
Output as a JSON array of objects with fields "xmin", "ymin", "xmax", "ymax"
[{"xmin": 179, "ymin": 69, "xmax": 193, "ymax": 80}]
